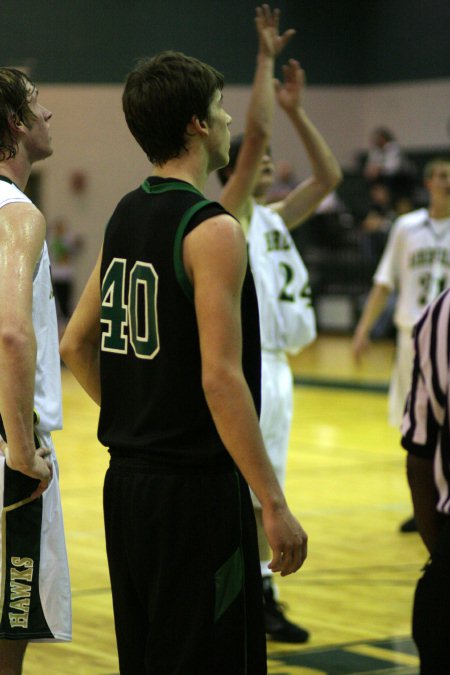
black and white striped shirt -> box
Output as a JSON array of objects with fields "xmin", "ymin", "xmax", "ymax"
[{"xmin": 401, "ymin": 288, "xmax": 450, "ymax": 514}]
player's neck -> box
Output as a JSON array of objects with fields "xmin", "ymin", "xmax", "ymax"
[
  {"xmin": 239, "ymin": 199, "xmax": 254, "ymax": 235},
  {"xmin": 0, "ymin": 156, "xmax": 31, "ymax": 192},
  {"xmin": 429, "ymin": 197, "xmax": 450, "ymax": 220},
  {"xmin": 252, "ymin": 183, "xmax": 269, "ymax": 205},
  {"xmin": 153, "ymin": 153, "xmax": 208, "ymax": 193}
]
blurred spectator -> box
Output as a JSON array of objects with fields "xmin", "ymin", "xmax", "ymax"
[
  {"xmin": 360, "ymin": 181, "xmax": 392, "ymax": 256},
  {"xmin": 48, "ymin": 217, "xmax": 83, "ymax": 322},
  {"xmin": 363, "ymin": 127, "xmax": 416, "ymax": 201},
  {"xmin": 395, "ymin": 195, "xmax": 414, "ymax": 216},
  {"xmin": 361, "ymin": 180, "xmax": 395, "ymax": 234},
  {"xmin": 358, "ymin": 184, "xmax": 414, "ymax": 339},
  {"xmin": 360, "ymin": 182, "xmax": 415, "ymax": 261},
  {"xmin": 359, "ymin": 182, "xmax": 396, "ymax": 339}
]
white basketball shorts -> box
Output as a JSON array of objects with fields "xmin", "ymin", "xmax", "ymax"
[{"xmin": 0, "ymin": 432, "xmax": 71, "ymax": 642}]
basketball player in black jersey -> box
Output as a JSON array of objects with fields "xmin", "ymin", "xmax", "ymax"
[{"xmin": 61, "ymin": 29, "xmax": 307, "ymax": 675}]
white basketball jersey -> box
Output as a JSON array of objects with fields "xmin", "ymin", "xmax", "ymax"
[
  {"xmin": 0, "ymin": 180, "xmax": 62, "ymax": 432},
  {"xmin": 375, "ymin": 208, "xmax": 450, "ymax": 330},
  {"xmin": 247, "ymin": 202, "xmax": 316, "ymax": 354}
]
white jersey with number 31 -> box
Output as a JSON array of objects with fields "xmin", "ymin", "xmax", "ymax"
[{"xmin": 375, "ymin": 208, "xmax": 450, "ymax": 330}]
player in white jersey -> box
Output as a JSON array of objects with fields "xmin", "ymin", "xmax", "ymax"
[
  {"xmin": 401, "ymin": 287, "xmax": 450, "ymax": 671},
  {"xmin": 353, "ymin": 158, "xmax": 450, "ymax": 532},
  {"xmin": 0, "ymin": 68, "xmax": 71, "ymax": 674},
  {"xmin": 218, "ymin": 6, "xmax": 342, "ymax": 643}
]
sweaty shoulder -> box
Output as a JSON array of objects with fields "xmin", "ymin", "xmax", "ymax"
[
  {"xmin": 0, "ymin": 201, "xmax": 46, "ymax": 264},
  {"xmin": 0, "ymin": 200, "xmax": 44, "ymax": 227}
]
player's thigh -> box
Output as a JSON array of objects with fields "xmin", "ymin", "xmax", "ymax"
[{"xmin": 260, "ymin": 353, "xmax": 293, "ymax": 474}]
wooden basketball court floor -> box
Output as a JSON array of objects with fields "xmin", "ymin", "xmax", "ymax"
[{"xmin": 25, "ymin": 334, "xmax": 424, "ymax": 674}]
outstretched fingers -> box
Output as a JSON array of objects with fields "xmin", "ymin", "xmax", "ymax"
[
  {"xmin": 282, "ymin": 59, "xmax": 303, "ymax": 85},
  {"xmin": 255, "ymin": 5, "xmax": 296, "ymax": 57},
  {"xmin": 279, "ymin": 27, "xmax": 296, "ymax": 51}
]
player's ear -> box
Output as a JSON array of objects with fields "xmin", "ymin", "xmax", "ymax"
[
  {"xmin": 189, "ymin": 115, "xmax": 209, "ymax": 137},
  {"xmin": 8, "ymin": 113, "xmax": 25, "ymax": 136}
]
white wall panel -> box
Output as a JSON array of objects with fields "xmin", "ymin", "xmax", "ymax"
[{"xmin": 36, "ymin": 79, "xmax": 450, "ymax": 301}]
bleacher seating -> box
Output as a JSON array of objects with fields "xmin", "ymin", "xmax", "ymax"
[{"xmin": 293, "ymin": 147, "xmax": 450, "ymax": 332}]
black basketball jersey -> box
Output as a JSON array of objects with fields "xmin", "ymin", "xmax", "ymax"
[{"xmin": 98, "ymin": 177, "xmax": 261, "ymax": 468}]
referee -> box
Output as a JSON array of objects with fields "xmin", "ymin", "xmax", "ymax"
[{"xmin": 401, "ymin": 287, "xmax": 450, "ymax": 672}]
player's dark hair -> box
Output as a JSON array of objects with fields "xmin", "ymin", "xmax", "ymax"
[
  {"xmin": 0, "ymin": 68, "xmax": 37, "ymax": 161},
  {"xmin": 123, "ymin": 51, "xmax": 224, "ymax": 166},
  {"xmin": 216, "ymin": 134, "xmax": 244, "ymax": 185}
]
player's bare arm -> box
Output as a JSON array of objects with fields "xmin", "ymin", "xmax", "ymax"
[
  {"xmin": 220, "ymin": 5, "xmax": 295, "ymax": 219},
  {"xmin": 352, "ymin": 283, "xmax": 391, "ymax": 362},
  {"xmin": 0, "ymin": 202, "xmax": 52, "ymax": 487},
  {"xmin": 271, "ymin": 59, "xmax": 342, "ymax": 230},
  {"xmin": 184, "ymin": 213, "xmax": 307, "ymax": 575},
  {"xmin": 60, "ymin": 248, "xmax": 102, "ymax": 405}
]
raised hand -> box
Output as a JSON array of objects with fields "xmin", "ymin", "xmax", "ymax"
[
  {"xmin": 275, "ymin": 58, "xmax": 305, "ymax": 113},
  {"xmin": 255, "ymin": 4, "xmax": 296, "ymax": 58}
]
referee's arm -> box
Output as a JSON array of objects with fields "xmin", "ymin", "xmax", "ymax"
[
  {"xmin": 404, "ymin": 450, "xmax": 441, "ymax": 554},
  {"xmin": 402, "ymin": 363, "xmax": 442, "ymax": 554}
]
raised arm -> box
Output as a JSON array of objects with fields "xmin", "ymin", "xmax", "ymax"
[
  {"xmin": 220, "ymin": 4, "xmax": 295, "ymax": 219},
  {"xmin": 183, "ymin": 213, "xmax": 307, "ymax": 575},
  {"xmin": 272, "ymin": 60, "xmax": 342, "ymax": 230},
  {"xmin": 60, "ymin": 249, "xmax": 102, "ymax": 405},
  {"xmin": 0, "ymin": 203, "xmax": 52, "ymax": 489}
]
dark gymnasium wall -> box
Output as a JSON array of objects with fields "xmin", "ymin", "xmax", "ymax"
[{"xmin": 1, "ymin": 0, "xmax": 449, "ymax": 85}]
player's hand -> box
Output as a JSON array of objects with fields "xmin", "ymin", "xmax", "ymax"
[
  {"xmin": 262, "ymin": 503, "xmax": 308, "ymax": 576},
  {"xmin": 275, "ymin": 59, "xmax": 305, "ymax": 113},
  {"xmin": 29, "ymin": 448, "xmax": 53, "ymax": 499},
  {"xmin": 255, "ymin": 5, "xmax": 296, "ymax": 58},
  {"xmin": 352, "ymin": 330, "xmax": 370, "ymax": 363},
  {"xmin": 0, "ymin": 440, "xmax": 53, "ymax": 498}
]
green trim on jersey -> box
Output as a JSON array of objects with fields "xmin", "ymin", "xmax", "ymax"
[
  {"xmin": 213, "ymin": 469, "xmax": 245, "ymax": 623},
  {"xmin": 141, "ymin": 179, "xmax": 203, "ymax": 196},
  {"xmin": 214, "ymin": 544, "xmax": 244, "ymax": 623},
  {"xmin": 140, "ymin": 180, "xmax": 216, "ymax": 303}
]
